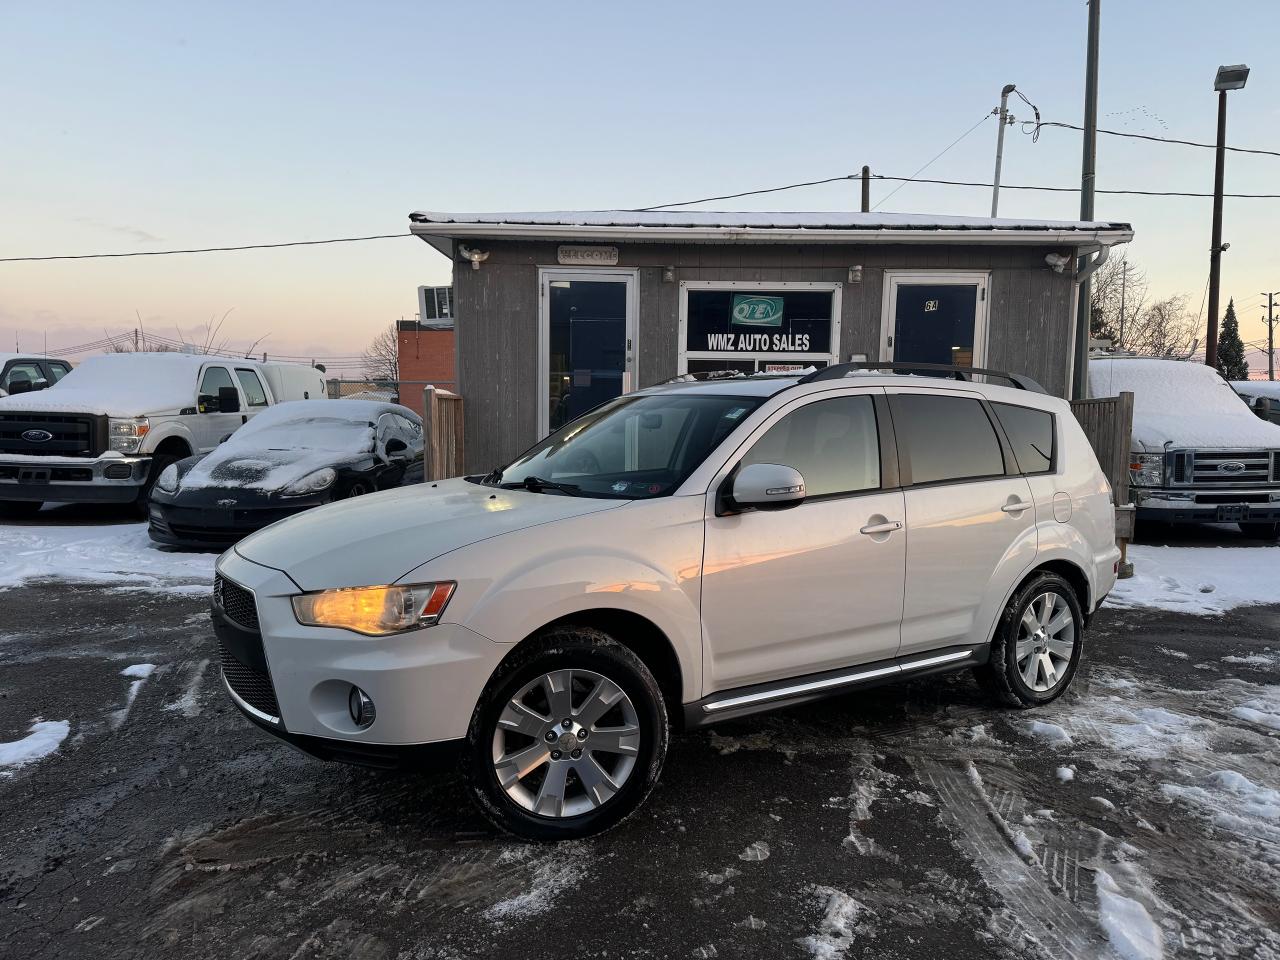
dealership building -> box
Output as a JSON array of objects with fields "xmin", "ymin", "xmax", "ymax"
[{"xmin": 409, "ymin": 210, "xmax": 1133, "ymax": 473}]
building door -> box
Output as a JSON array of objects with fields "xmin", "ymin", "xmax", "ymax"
[
  {"xmin": 538, "ymin": 268, "xmax": 637, "ymax": 437},
  {"xmin": 882, "ymin": 272, "xmax": 989, "ymax": 371}
]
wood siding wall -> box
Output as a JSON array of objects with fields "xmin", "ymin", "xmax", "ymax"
[{"xmin": 451, "ymin": 239, "xmax": 1078, "ymax": 472}]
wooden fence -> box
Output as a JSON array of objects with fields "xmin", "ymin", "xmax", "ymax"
[
  {"xmin": 1070, "ymin": 391, "xmax": 1135, "ymax": 546},
  {"xmin": 422, "ymin": 386, "xmax": 465, "ymax": 480}
]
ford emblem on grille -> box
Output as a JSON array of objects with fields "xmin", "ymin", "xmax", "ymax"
[
  {"xmin": 1218, "ymin": 461, "xmax": 1247, "ymax": 474},
  {"xmin": 21, "ymin": 429, "xmax": 54, "ymax": 443}
]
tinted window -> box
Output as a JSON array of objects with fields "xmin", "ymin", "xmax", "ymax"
[
  {"xmin": 994, "ymin": 403, "xmax": 1055, "ymax": 474},
  {"xmin": 892, "ymin": 394, "xmax": 1005, "ymax": 485},
  {"xmin": 47, "ymin": 362, "xmax": 71, "ymax": 382},
  {"xmin": 741, "ymin": 395, "xmax": 880, "ymax": 497},
  {"xmin": 199, "ymin": 366, "xmax": 236, "ymax": 397},
  {"xmin": 235, "ymin": 369, "xmax": 268, "ymax": 407}
]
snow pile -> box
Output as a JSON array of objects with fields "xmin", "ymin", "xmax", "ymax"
[
  {"xmin": 1107, "ymin": 544, "xmax": 1280, "ymax": 615},
  {"xmin": 798, "ymin": 886, "xmax": 871, "ymax": 960},
  {"xmin": 1230, "ymin": 685, "xmax": 1280, "ymax": 732},
  {"xmin": 1094, "ymin": 869, "xmax": 1163, "ymax": 960},
  {"xmin": 1090, "ymin": 357, "xmax": 1280, "ymax": 450},
  {"xmin": 0, "ymin": 719, "xmax": 70, "ymax": 772},
  {"xmin": 0, "ymin": 353, "xmax": 210, "ymax": 417},
  {"xmin": 1022, "ymin": 720, "xmax": 1072, "ymax": 745},
  {"xmin": 0, "ymin": 522, "xmax": 215, "ymax": 592},
  {"xmin": 1161, "ymin": 770, "xmax": 1280, "ymax": 835}
]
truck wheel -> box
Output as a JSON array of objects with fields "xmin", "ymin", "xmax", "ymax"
[
  {"xmin": 0, "ymin": 500, "xmax": 43, "ymax": 519},
  {"xmin": 463, "ymin": 627, "xmax": 669, "ymax": 840},
  {"xmin": 975, "ymin": 572, "xmax": 1084, "ymax": 708},
  {"xmin": 1239, "ymin": 522, "xmax": 1280, "ymax": 540},
  {"xmin": 131, "ymin": 455, "xmax": 179, "ymax": 518}
]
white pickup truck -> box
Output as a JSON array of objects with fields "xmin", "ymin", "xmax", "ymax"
[
  {"xmin": 0, "ymin": 352, "xmax": 326, "ymax": 516},
  {"xmin": 1090, "ymin": 357, "xmax": 1280, "ymax": 538}
]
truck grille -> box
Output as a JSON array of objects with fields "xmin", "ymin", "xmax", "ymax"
[
  {"xmin": 218, "ymin": 638, "xmax": 281, "ymax": 719},
  {"xmin": 0, "ymin": 412, "xmax": 106, "ymax": 458},
  {"xmin": 213, "ymin": 574, "xmax": 259, "ymax": 630},
  {"xmin": 1184, "ymin": 450, "xmax": 1276, "ymax": 486}
]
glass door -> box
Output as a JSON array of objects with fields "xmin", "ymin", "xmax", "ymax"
[
  {"xmin": 882, "ymin": 273, "xmax": 988, "ymax": 372},
  {"xmin": 538, "ymin": 269, "xmax": 637, "ymax": 436}
]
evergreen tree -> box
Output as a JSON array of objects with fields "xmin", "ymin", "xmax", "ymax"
[
  {"xmin": 1089, "ymin": 304, "xmax": 1117, "ymax": 345},
  {"xmin": 1216, "ymin": 298, "xmax": 1249, "ymax": 381}
]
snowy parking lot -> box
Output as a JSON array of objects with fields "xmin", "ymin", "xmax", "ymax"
[{"xmin": 2, "ymin": 508, "xmax": 1279, "ymax": 959}]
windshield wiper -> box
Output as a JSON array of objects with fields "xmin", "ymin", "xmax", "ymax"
[{"xmin": 498, "ymin": 475, "xmax": 582, "ymax": 496}]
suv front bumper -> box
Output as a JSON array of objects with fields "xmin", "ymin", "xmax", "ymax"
[
  {"xmin": 0, "ymin": 454, "xmax": 150, "ymax": 503},
  {"xmin": 1134, "ymin": 487, "xmax": 1280, "ymax": 524}
]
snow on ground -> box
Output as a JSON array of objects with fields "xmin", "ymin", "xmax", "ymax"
[
  {"xmin": 1107, "ymin": 544, "xmax": 1280, "ymax": 615},
  {"xmin": 0, "ymin": 522, "xmax": 215, "ymax": 593},
  {"xmin": 1093, "ymin": 869, "xmax": 1164, "ymax": 960},
  {"xmin": 0, "ymin": 719, "xmax": 70, "ymax": 773},
  {"xmin": 797, "ymin": 886, "xmax": 871, "ymax": 960}
]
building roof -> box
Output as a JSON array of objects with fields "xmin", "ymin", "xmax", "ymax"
[{"xmin": 408, "ymin": 209, "xmax": 1134, "ymax": 253}]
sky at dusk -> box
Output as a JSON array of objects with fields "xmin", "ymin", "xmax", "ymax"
[{"xmin": 3, "ymin": 0, "xmax": 1279, "ymax": 364}]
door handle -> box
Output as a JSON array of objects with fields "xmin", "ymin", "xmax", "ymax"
[
  {"xmin": 1001, "ymin": 500, "xmax": 1029, "ymax": 514},
  {"xmin": 859, "ymin": 519, "xmax": 902, "ymax": 535}
]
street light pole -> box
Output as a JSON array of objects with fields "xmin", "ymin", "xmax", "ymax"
[
  {"xmin": 1205, "ymin": 64, "xmax": 1250, "ymax": 369},
  {"xmin": 1265, "ymin": 291, "xmax": 1279, "ymax": 381},
  {"xmin": 990, "ymin": 84, "xmax": 1016, "ymax": 218},
  {"xmin": 1071, "ymin": 0, "xmax": 1101, "ymax": 400}
]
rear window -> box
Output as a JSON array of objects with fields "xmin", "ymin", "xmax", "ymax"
[
  {"xmin": 993, "ymin": 402, "xmax": 1055, "ymax": 474},
  {"xmin": 891, "ymin": 393, "xmax": 1005, "ymax": 485}
]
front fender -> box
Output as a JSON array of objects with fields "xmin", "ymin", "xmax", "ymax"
[{"xmin": 142, "ymin": 421, "xmax": 197, "ymax": 457}]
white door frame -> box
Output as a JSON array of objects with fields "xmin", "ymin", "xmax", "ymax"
[
  {"xmin": 678, "ymin": 279, "xmax": 843, "ymax": 374},
  {"xmin": 537, "ymin": 266, "xmax": 639, "ymax": 438},
  {"xmin": 880, "ymin": 270, "xmax": 990, "ymax": 367}
]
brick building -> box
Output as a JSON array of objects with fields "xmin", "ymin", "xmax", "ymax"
[{"xmin": 395, "ymin": 318, "xmax": 456, "ymax": 417}]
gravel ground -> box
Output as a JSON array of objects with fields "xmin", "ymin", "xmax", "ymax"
[{"xmin": 0, "ymin": 519, "xmax": 1278, "ymax": 958}]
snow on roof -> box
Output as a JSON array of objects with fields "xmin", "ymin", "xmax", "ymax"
[
  {"xmin": 409, "ymin": 209, "xmax": 1133, "ymax": 247},
  {"xmin": 1231, "ymin": 380, "xmax": 1280, "ymax": 401},
  {"xmin": 1089, "ymin": 357, "xmax": 1280, "ymax": 450},
  {"xmin": 0, "ymin": 352, "xmax": 60, "ymax": 364}
]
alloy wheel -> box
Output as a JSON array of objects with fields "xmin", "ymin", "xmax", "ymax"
[
  {"xmin": 490, "ymin": 668, "xmax": 641, "ymax": 818},
  {"xmin": 1015, "ymin": 592, "xmax": 1076, "ymax": 692}
]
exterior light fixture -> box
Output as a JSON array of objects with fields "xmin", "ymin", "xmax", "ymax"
[
  {"xmin": 662, "ymin": 265, "xmax": 675, "ymax": 283},
  {"xmin": 1213, "ymin": 64, "xmax": 1250, "ymax": 91},
  {"xmin": 459, "ymin": 244, "xmax": 490, "ymax": 270},
  {"xmin": 847, "ymin": 265, "xmax": 863, "ymax": 283}
]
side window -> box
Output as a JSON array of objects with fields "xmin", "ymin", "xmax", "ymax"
[
  {"xmin": 235, "ymin": 369, "xmax": 269, "ymax": 407},
  {"xmin": 46, "ymin": 362, "xmax": 71, "ymax": 382},
  {"xmin": 891, "ymin": 394, "xmax": 1005, "ymax": 485},
  {"xmin": 198, "ymin": 366, "xmax": 236, "ymax": 398},
  {"xmin": 4, "ymin": 362, "xmax": 44, "ymax": 389},
  {"xmin": 740, "ymin": 395, "xmax": 880, "ymax": 498},
  {"xmin": 993, "ymin": 402, "xmax": 1055, "ymax": 474}
]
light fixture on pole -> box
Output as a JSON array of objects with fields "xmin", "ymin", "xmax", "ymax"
[
  {"xmin": 1204, "ymin": 63, "xmax": 1250, "ymax": 369},
  {"xmin": 990, "ymin": 84, "xmax": 1017, "ymax": 217}
]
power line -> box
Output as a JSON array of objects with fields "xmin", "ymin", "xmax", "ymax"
[
  {"xmin": 0, "ymin": 233, "xmax": 411, "ymax": 264},
  {"xmin": 871, "ymin": 173, "xmax": 1280, "ymax": 199},
  {"xmin": 872, "ymin": 112, "xmax": 994, "ymax": 211},
  {"xmin": 1029, "ymin": 120, "xmax": 1280, "ymax": 158},
  {"xmin": 635, "ymin": 175, "xmax": 855, "ymax": 212}
]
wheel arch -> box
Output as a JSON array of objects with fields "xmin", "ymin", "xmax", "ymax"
[
  {"xmin": 1007, "ymin": 558, "xmax": 1092, "ymax": 628},
  {"xmin": 151, "ymin": 434, "xmax": 194, "ymax": 459}
]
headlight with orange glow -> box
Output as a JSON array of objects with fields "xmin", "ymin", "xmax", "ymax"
[{"xmin": 291, "ymin": 582, "xmax": 455, "ymax": 636}]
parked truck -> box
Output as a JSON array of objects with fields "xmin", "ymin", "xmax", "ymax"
[
  {"xmin": 0, "ymin": 353, "xmax": 72, "ymax": 397},
  {"xmin": 1090, "ymin": 357, "xmax": 1280, "ymax": 538},
  {"xmin": 0, "ymin": 352, "xmax": 326, "ymax": 516}
]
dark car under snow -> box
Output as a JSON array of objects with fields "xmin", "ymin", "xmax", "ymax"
[{"xmin": 148, "ymin": 399, "xmax": 425, "ymax": 549}]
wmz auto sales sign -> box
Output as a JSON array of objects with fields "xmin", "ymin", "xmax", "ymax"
[{"xmin": 704, "ymin": 332, "xmax": 812, "ymax": 351}]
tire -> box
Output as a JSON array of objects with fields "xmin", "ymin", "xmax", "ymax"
[
  {"xmin": 1239, "ymin": 522, "xmax": 1280, "ymax": 540},
  {"xmin": 346, "ymin": 480, "xmax": 371, "ymax": 498},
  {"xmin": 132, "ymin": 454, "xmax": 180, "ymax": 518},
  {"xmin": 463, "ymin": 626, "xmax": 669, "ymax": 841},
  {"xmin": 0, "ymin": 500, "xmax": 43, "ymax": 519},
  {"xmin": 975, "ymin": 572, "xmax": 1084, "ymax": 709}
]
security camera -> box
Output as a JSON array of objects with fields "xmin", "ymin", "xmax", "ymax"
[{"xmin": 1044, "ymin": 252, "xmax": 1071, "ymax": 273}]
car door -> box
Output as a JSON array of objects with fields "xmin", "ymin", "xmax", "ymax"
[
  {"xmin": 886, "ymin": 388, "xmax": 1037, "ymax": 658},
  {"xmin": 195, "ymin": 364, "xmax": 244, "ymax": 452},
  {"xmin": 701, "ymin": 389, "xmax": 907, "ymax": 693}
]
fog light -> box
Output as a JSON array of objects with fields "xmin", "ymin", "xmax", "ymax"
[
  {"xmin": 104, "ymin": 463, "xmax": 132, "ymax": 479},
  {"xmin": 349, "ymin": 686, "xmax": 376, "ymax": 728}
]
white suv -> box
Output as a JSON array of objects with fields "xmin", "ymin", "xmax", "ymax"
[{"xmin": 213, "ymin": 365, "xmax": 1119, "ymax": 839}]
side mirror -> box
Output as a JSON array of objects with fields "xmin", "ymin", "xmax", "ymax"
[
  {"xmin": 217, "ymin": 386, "xmax": 241, "ymax": 413},
  {"xmin": 1256, "ymin": 397, "xmax": 1274, "ymax": 422},
  {"xmin": 7, "ymin": 379, "xmax": 32, "ymax": 395},
  {"xmin": 385, "ymin": 438, "xmax": 408, "ymax": 461},
  {"xmin": 730, "ymin": 462, "xmax": 806, "ymax": 511},
  {"xmin": 31, "ymin": 378, "xmax": 49, "ymax": 392}
]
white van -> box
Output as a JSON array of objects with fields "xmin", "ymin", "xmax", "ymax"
[{"xmin": 0, "ymin": 352, "xmax": 327, "ymax": 516}]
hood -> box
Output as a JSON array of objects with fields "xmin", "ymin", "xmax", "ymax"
[
  {"xmin": 1131, "ymin": 410, "xmax": 1280, "ymax": 452},
  {"xmin": 0, "ymin": 387, "xmax": 181, "ymax": 418},
  {"xmin": 180, "ymin": 448, "xmax": 367, "ymax": 493},
  {"xmin": 234, "ymin": 477, "xmax": 628, "ymax": 590}
]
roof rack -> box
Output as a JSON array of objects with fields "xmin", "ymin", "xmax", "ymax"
[{"xmin": 798, "ymin": 362, "xmax": 1047, "ymax": 394}]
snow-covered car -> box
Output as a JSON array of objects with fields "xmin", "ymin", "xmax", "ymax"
[
  {"xmin": 0, "ymin": 353, "xmax": 71, "ymax": 398},
  {"xmin": 0, "ymin": 352, "xmax": 327, "ymax": 517},
  {"xmin": 213, "ymin": 364, "xmax": 1119, "ymax": 840},
  {"xmin": 1090, "ymin": 357, "xmax": 1280, "ymax": 537},
  {"xmin": 148, "ymin": 400, "xmax": 425, "ymax": 549},
  {"xmin": 1230, "ymin": 380, "xmax": 1280, "ymax": 425}
]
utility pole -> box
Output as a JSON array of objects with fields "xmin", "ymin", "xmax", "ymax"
[
  {"xmin": 991, "ymin": 84, "xmax": 1017, "ymax": 217},
  {"xmin": 1205, "ymin": 64, "xmax": 1251, "ymax": 368},
  {"xmin": 1265, "ymin": 291, "xmax": 1279, "ymax": 380},
  {"xmin": 1118, "ymin": 260, "xmax": 1128, "ymax": 349},
  {"xmin": 1071, "ymin": 0, "xmax": 1101, "ymax": 400},
  {"xmin": 861, "ymin": 166, "xmax": 870, "ymax": 213}
]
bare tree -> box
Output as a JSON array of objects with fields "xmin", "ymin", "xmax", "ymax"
[
  {"xmin": 362, "ymin": 323, "xmax": 400, "ymax": 384},
  {"xmin": 1089, "ymin": 253, "xmax": 1147, "ymax": 350},
  {"xmin": 1126, "ymin": 294, "xmax": 1199, "ymax": 358}
]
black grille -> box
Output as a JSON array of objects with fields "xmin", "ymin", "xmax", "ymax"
[
  {"xmin": 214, "ymin": 575, "xmax": 259, "ymax": 630},
  {"xmin": 218, "ymin": 638, "xmax": 281, "ymax": 718},
  {"xmin": 0, "ymin": 412, "xmax": 104, "ymax": 457}
]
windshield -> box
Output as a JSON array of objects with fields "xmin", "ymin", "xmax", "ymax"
[
  {"xmin": 232, "ymin": 417, "xmax": 374, "ymax": 454},
  {"xmin": 486, "ymin": 392, "xmax": 762, "ymax": 498}
]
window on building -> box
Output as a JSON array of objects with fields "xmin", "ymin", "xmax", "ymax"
[
  {"xmin": 891, "ymin": 394, "xmax": 1006, "ymax": 485},
  {"xmin": 740, "ymin": 395, "xmax": 880, "ymax": 498},
  {"xmin": 993, "ymin": 402, "xmax": 1055, "ymax": 474},
  {"xmin": 235, "ymin": 369, "xmax": 269, "ymax": 407}
]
